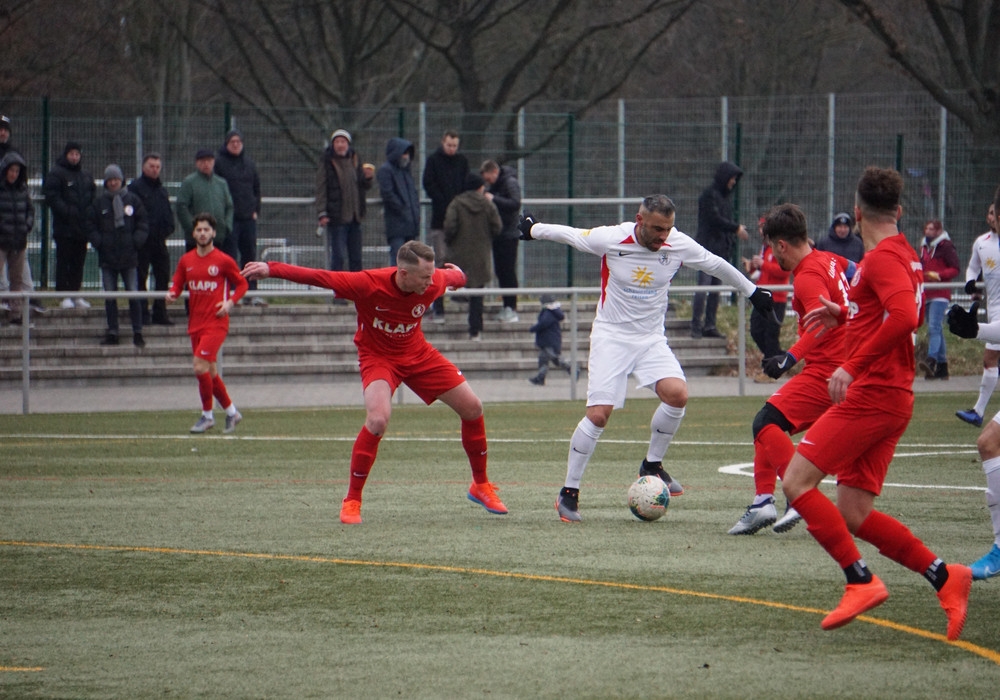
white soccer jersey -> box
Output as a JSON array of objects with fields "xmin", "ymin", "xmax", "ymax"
[
  {"xmin": 966, "ymin": 230, "xmax": 1000, "ymax": 322},
  {"xmin": 531, "ymin": 221, "xmax": 755, "ymax": 334}
]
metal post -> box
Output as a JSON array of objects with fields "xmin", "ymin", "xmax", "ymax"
[
  {"xmin": 40, "ymin": 96, "xmax": 50, "ymax": 287},
  {"xmin": 224, "ymin": 102, "xmax": 232, "ymax": 134},
  {"xmin": 895, "ymin": 134, "xmax": 904, "ymax": 172},
  {"xmin": 827, "ymin": 93, "xmax": 836, "ymax": 225},
  {"xmin": 938, "ymin": 106, "xmax": 947, "ymax": 220},
  {"xmin": 135, "ymin": 116, "xmax": 143, "ymax": 180},
  {"xmin": 720, "ymin": 96, "xmax": 729, "ymax": 162},
  {"xmin": 618, "ymin": 99, "xmax": 625, "ymax": 223},
  {"xmin": 21, "ymin": 298, "xmax": 30, "ymax": 414},
  {"xmin": 566, "ymin": 114, "xmax": 574, "ymax": 287},
  {"xmin": 418, "ymin": 102, "xmax": 427, "ymax": 243},
  {"xmin": 569, "ymin": 290, "xmax": 579, "ymax": 402}
]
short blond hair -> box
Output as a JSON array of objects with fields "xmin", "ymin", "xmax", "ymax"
[{"xmin": 397, "ymin": 240, "xmax": 435, "ymax": 267}]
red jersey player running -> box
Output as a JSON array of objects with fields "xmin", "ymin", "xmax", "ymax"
[
  {"xmin": 165, "ymin": 212, "xmax": 248, "ymax": 434},
  {"xmin": 728, "ymin": 203, "xmax": 852, "ymax": 535},
  {"xmin": 783, "ymin": 167, "xmax": 972, "ymax": 640},
  {"xmin": 241, "ymin": 240, "xmax": 506, "ymax": 525}
]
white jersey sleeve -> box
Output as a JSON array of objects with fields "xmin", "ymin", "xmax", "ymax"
[
  {"xmin": 968, "ymin": 231, "xmax": 1000, "ymax": 322},
  {"xmin": 530, "ymin": 221, "xmax": 754, "ymax": 332}
]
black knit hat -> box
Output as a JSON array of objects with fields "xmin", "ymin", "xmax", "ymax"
[
  {"xmin": 64, "ymin": 141, "xmax": 82, "ymax": 154},
  {"xmin": 0, "ymin": 115, "xmax": 11, "ymax": 132}
]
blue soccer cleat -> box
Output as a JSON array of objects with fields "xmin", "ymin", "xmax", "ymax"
[
  {"xmin": 956, "ymin": 409, "xmax": 983, "ymax": 427},
  {"xmin": 970, "ymin": 543, "xmax": 1000, "ymax": 580}
]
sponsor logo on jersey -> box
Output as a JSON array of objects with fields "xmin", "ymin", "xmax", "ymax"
[
  {"xmin": 631, "ymin": 266, "xmax": 654, "ymax": 287},
  {"xmin": 372, "ymin": 316, "xmax": 417, "ymax": 335},
  {"xmin": 188, "ymin": 280, "xmax": 220, "ymax": 292}
]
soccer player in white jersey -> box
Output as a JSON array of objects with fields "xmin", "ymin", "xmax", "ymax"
[
  {"xmin": 518, "ymin": 195, "xmax": 775, "ymax": 522},
  {"xmin": 956, "ymin": 203, "xmax": 999, "ymax": 427},
  {"xmin": 948, "ymin": 186, "xmax": 1000, "ymax": 580}
]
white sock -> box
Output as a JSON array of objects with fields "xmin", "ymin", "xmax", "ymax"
[
  {"xmin": 226, "ymin": 404, "xmax": 237, "ymax": 417},
  {"xmin": 753, "ymin": 493, "xmax": 774, "ymax": 506},
  {"xmin": 975, "ymin": 367, "xmax": 999, "ymax": 416},
  {"xmin": 984, "ymin": 458, "xmax": 1000, "ymax": 546},
  {"xmin": 202, "ymin": 410, "xmax": 213, "ymax": 419},
  {"xmin": 565, "ymin": 416, "xmax": 604, "ymax": 489},
  {"xmin": 646, "ymin": 403, "xmax": 685, "ymax": 462}
]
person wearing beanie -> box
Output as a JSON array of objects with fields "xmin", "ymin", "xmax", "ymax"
[
  {"xmin": 315, "ymin": 127, "xmax": 373, "ymax": 275},
  {"xmin": 376, "ymin": 137, "xmax": 421, "ymax": 266},
  {"xmin": 128, "ymin": 153, "xmax": 176, "ymax": 325},
  {"xmin": 43, "ymin": 140, "xmax": 96, "ymax": 309},
  {"xmin": 214, "ymin": 128, "xmax": 264, "ymax": 305},
  {"xmin": 528, "ymin": 294, "xmax": 574, "ymax": 385},
  {"xmin": 816, "ymin": 211, "xmax": 865, "ymax": 263},
  {"xmin": 87, "ymin": 164, "xmax": 148, "ymax": 347},
  {"xmin": 443, "ymin": 170, "xmax": 501, "ymax": 340},
  {"xmin": 176, "ymin": 148, "xmax": 234, "ymax": 256},
  {"xmin": 918, "ymin": 219, "xmax": 959, "ymax": 380}
]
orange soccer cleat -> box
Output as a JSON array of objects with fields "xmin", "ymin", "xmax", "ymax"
[{"xmin": 821, "ymin": 576, "xmax": 889, "ymax": 631}]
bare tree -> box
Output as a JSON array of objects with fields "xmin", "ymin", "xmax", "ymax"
[{"xmin": 385, "ymin": 0, "xmax": 697, "ymax": 159}]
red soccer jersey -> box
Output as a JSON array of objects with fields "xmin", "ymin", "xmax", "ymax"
[
  {"xmin": 758, "ymin": 245, "xmax": 791, "ymax": 303},
  {"xmin": 841, "ymin": 233, "xmax": 923, "ymax": 393},
  {"xmin": 169, "ymin": 248, "xmax": 248, "ymax": 335},
  {"xmin": 787, "ymin": 250, "xmax": 850, "ymax": 369},
  {"xmin": 265, "ymin": 262, "xmax": 466, "ymax": 358}
]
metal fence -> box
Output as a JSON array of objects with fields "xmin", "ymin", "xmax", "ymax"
[{"xmin": 1, "ymin": 93, "xmax": 995, "ymax": 293}]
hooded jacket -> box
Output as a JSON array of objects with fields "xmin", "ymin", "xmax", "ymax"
[
  {"xmin": 487, "ymin": 165, "xmax": 522, "ymax": 240},
  {"xmin": 42, "ymin": 144, "xmax": 96, "ymax": 242},
  {"xmin": 530, "ymin": 304, "xmax": 566, "ymax": 354},
  {"xmin": 696, "ymin": 161, "xmax": 743, "ymax": 257},
  {"xmin": 443, "ymin": 188, "xmax": 501, "ymax": 288},
  {"xmin": 0, "ymin": 152, "xmax": 33, "ymax": 251},
  {"xmin": 376, "ymin": 138, "xmax": 420, "ymax": 240},
  {"xmin": 815, "ymin": 213, "xmax": 865, "ymax": 263}
]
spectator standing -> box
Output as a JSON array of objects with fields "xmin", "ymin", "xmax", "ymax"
[
  {"xmin": 690, "ymin": 161, "xmax": 749, "ymax": 338},
  {"xmin": 128, "ymin": 153, "xmax": 175, "ymax": 326},
  {"xmin": 0, "ymin": 115, "xmax": 44, "ymax": 316},
  {"xmin": 316, "ymin": 128, "xmax": 373, "ymax": 274},
  {"xmin": 88, "ymin": 165, "xmax": 148, "ymax": 347},
  {"xmin": 528, "ymin": 293, "xmax": 573, "ymax": 386},
  {"xmin": 43, "ymin": 141, "xmax": 95, "ymax": 309},
  {"xmin": 176, "ymin": 149, "xmax": 234, "ymax": 256},
  {"xmin": 376, "ymin": 137, "xmax": 420, "ymax": 266},
  {"xmin": 481, "ymin": 159, "xmax": 523, "ymax": 322},
  {"xmin": 214, "ymin": 129, "xmax": 264, "ymax": 305},
  {"xmin": 165, "ymin": 213, "xmax": 248, "ymax": 434},
  {"xmin": 957, "ymin": 204, "xmax": 1000, "ymax": 427},
  {"xmin": 816, "ymin": 211, "xmax": 865, "ymax": 263},
  {"xmin": 242, "ymin": 241, "xmax": 507, "ymax": 525},
  {"xmin": 0, "ymin": 152, "xmax": 33, "ymax": 325},
  {"xmin": 444, "ymin": 173, "xmax": 501, "ymax": 340},
  {"xmin": 422, "ymin": 130, "xmax": 468, "ymax": 321},
  {"xmin": 918, "ymin": 219, "xmax": 959, "ymax": 380}
]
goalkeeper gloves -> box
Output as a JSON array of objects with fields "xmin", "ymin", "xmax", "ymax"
[
  {"xmin": 518, "ymin": 212, "xmax": 538, "ymax": 240},
  {"xmin": 948, "ymin": 301, "xmax": 980, "ymax": 339},
  {"xmin": 965, "ymin": 279, "xmax": 979, "ymax": 295},
  {"xmin": 761, "ymin": 351, "xmax": 797, "ymax": 379}
]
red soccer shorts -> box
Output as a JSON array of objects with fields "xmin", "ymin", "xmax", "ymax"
[
  {"xmin": 796, "ymin": 388, "xmax": 912, "ymax": 495},
  {"xmin": 190, "ymin": 328, "xmax": 228, "ymax": 363},
  {"xmin": 768, "ymin": 366, "xmax": 835, "ymax": 434},
  {"xmin": 359, "ymin": 342, "xmax": 466, "ymax": 405}
]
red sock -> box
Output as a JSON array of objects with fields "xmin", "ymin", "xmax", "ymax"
[
  {"xmin": 855, "ymin": 509, "xmax": 937, "ymax": 574},
  {"xmin": 212, "ymin": 374, "xmax": 232, "ymax": 410},
  {"xmin": 792, "ymin": 488, "xmax": 863, "ymax": 568},
  {"xmin": 753, "ymin": 424, "xmax": 794, "ymax": 495},
  {"xmin": 461, "ymin": 415, "xmax": 488, "ymax": 484},
  {"xmin": 196, "ymin": 372, "xmax": 214, "ymax": 411},
  {"xmin": 345, "ymin": 425, "xmax": 381, "ymax": 502}
]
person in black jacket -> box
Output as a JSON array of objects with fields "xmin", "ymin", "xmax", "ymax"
[
  {"xmin": 690, "ymin": 161, "xmax": 749, "ymax": 338},
  {"xmin": 422, "ymin": 130, "xmax": 468, "ymax": 320},
  {"xmin": 214, "ymin": 129, "xmax": 264, "ymax": 304},
  {"xmin": 0, "ymin": 114, "xmax": 45, "ymax": 316},
  {"xmin": 528, "ymin": 294, "xmax": 573, "ymax": 385},
  {"xmin": 43, "ymin": 141, "xmax": 96, "ymax": 309},
  {"xmin": 482, "ymin": 159, "xmax": 523, "ymax": 322},
  {"xmin": 128, "ymin": 153, "xmax": 176, "ymax": 325},
  {"xmin": 0, "ymin": 152, "xmax": 33, "ymax": 324},
  {"xmin": 89, "ymin": 165, "xmax": 148, "ymax": 347},
  {"xmin": 376, "ymin": 137, "xmax": 420, "ymax": 266}
]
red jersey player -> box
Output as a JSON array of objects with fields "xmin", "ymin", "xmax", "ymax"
[
  {"xmin": 165, "ymin": 212, "xmax": 248, "ymax": 434},
  {"xmin": 728, "ymin": 203, "xmax": 851, "ymax": 535},
  {"xmin": 783, "ymin": 167, "xmax": 972, "ymax": 640},
  {"xmin": 241, "ymin": 240, "xmax": 507, "ymax": 525}
]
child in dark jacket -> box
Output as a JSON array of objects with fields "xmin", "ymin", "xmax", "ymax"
[{"xmin": 529, "ymin": 294, "xmax": 573, "ymax": 385}]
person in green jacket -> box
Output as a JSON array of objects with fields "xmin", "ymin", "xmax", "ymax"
[{"xmin": 176, "ymin": 148, "xmax": 234, "ymax": 257}]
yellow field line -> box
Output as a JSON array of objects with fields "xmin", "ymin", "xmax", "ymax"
[{"xmin": 3, "ymin": 539, "xmax": 998, "ymax": 668}]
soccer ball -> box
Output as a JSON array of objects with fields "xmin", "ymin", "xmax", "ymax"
[{"xmin": 628, "ymin": 475, "xmax": 670, "ymax": 521}]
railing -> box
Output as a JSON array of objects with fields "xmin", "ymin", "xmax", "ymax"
[{"xmin": 2, "ymin": 282, "xmax": 968, "ymax": 415}]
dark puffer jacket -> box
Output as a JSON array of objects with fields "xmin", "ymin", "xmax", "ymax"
[
  {"xmin": 42, "ymin": 145, "xmax": 96, "ymax": 242},
  {"xmin": 487, "ymin": 165, "xmax": 522, "ymax": 240},
  {"xmin": 0, "ymin": 152, "xmax": 33, "ymax": 251},
  {"xmin": 88, "ymin": 186, "xmax": 148, "ymax": 270},
  {"xmin": 376, "ymin": 138, "xmax": 421, "ymax": 240},
  {"xmin": 214, "ymin": 141, "xmax": 261, "ymax": 221}
]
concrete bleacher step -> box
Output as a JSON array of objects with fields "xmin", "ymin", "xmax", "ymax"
[{"xmin": 1, "ymin": 301, "xmax": 737, "ymax": 388}]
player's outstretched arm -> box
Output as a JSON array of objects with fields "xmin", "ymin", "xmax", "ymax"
[
  {"xmin": 242, "ymin": 261, "xmax": 270, "ymax": 281},
  {"xmin": 518, "ymin": 212, "xmax": 538, "ymax": 240}
]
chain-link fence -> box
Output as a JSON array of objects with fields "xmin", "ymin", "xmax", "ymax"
[{"xmin": 2, "ymin": 92, "xmax": 996, "ymax": 293}]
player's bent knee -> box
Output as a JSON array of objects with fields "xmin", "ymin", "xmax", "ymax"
[{"xmin": 752, "ymin": 403, "xmax": 792, "ymax": 440}]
